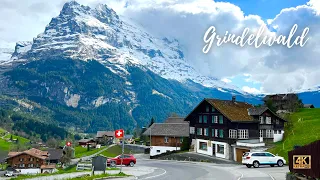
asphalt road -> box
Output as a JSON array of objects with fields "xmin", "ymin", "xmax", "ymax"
[{"xmin": 133, "ymin": 158, "xmax": 288, "ymax": 180}]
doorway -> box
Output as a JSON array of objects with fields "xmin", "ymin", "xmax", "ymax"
[
  {"xmin": 236, "ymin": 148, "xmax": 250, "ymax": 163},
  {"xmin": 212, "ymin": 143, "xmax": 216, "ymax": 156}
]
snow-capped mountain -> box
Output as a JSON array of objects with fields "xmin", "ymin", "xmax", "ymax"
[{"xmin": 9, "ymin": 1, "xmax": 241, "ymax": 93}]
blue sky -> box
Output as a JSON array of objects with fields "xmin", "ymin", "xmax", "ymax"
[{"xmin": 220, "ymin": 0, "xmax": 309, "ymax": 19}]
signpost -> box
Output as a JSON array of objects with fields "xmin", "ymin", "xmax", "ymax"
[{"xmin": 115, "ymin": 129, "xmax": 124, "ymax": 173}]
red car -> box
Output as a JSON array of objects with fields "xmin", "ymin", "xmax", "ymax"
[{"xmin": 107, "ymin": 154, "xmax": 136, "ymax": 167}]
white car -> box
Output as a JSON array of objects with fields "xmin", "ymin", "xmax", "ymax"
[
  {"xmin": 4, "ymin": 172, "xmax": 14, "ymax": 177},
  {"xmin": 242, "ymin": 152, "xmax": 286, "ymax": 168}
]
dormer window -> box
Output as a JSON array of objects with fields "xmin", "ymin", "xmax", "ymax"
[
  {"xmin": 212, "ymin": 107, "xmax": 215, "ymax": 112},
  {"xmin": 266, "ymin": 117, "xmax": 272, "ymax": 124}
]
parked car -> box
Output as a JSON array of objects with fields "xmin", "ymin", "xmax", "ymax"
[
  {"xmin": 4, "ymin": 172, "xmax": 14, "ymax": 177},
  {"xmin": 242, "ymin": 152, "xmax": 286, "ymax": 168},
  {"xmin": 107, "ymin": 154, "xmax": 136, "ymax": 167}
]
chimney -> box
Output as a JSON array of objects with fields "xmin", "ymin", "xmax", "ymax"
[{"xmin": 232, "ymin": 96, "xmax": 236, "ymax": 102}]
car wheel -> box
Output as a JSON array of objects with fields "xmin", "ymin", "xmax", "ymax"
[
  {"xmin": 129, "ymin": 161, "xmax": 135, "ymax": 167},
  {"xmin": 110, "ymin": 161, "xmax": 116, "ymax": 167},
  {"xmin": 253, "ymin": 161, "xmax": 260, "ymax": 168},
  {"xmin": 277, "ymin": 160, "xmax": 284, "ymax": 167},
  {"xmin": 270, "ymin": 165, "xmax": 275, "ymax": 167},
  {"xmin": 246, "ymin": 165, "xmax": 251, "ymax": 168}
]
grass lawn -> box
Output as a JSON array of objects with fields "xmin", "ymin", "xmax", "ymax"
[
  {"xmin": 0, "ymin": 127, "xmax": 7, "ymax": 136},
  {"xmin": 4, "ymin": 134, "xmax": 30, "ymax": 145},
  {"xmin": 74, "ymin": 146, "xmax": 103, "ymax": 158},
  {"xmin": 0, "ymin": 138, "xmax": 11, "ymax": 151},
  {"xmin": 66, "ymin": 172, "xmax": 128, "ymax": 180},
  {"xmin": 99, "ymin": 145, "xmax": 131, "ymax": 158},
  {"xmin": 268, "ymin": 108, "xmax": 320, "ymax": 161}
]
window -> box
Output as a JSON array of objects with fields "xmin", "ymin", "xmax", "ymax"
[
  {"xmin": 19, "ymin": 164, "xmax": 25, "ymax": 168},
  {"xmin": 204, "ymin": 128, "xmax": 209, "ymax": 136},
  {"xmin": 164, "ymin": 136, "xmax": 169, "ymax": 143},
  {"xmin": 276, "ymin": 119, "xmax": 279, "ymax": 124},
  {"xmin": 36, "ymin": 159, "xmax": 39, "ymax": 162},
  {"xmin": 265, "ymin": 153, "xmax": 275, "ymax": 157},
  {"xmin": 238, "ymin": 129, "xmax": 249, "ymax": 139},
  {"xmin": 266, "ymin": 129, "xmax": 273, "ymax": 138},
  {"xmin": 29, "ymin": 158, "xmax": 33, "ymax": 161},
  {"xmin": 214, "ymin": 116, "xmax": 218, "ymax": 123},
  {"xmin": 203, "ymin": 116, "xmax": 207, "ymax": 123},
  {"xmin": 190, "ymin": 127, "xmax": 195, "ymax": 134},
  {"xmin": 28, "ymin": 164, "xmax": 34, "ymax": 168},
  {"xmin": 197, "ymin": 128, "xmax": 202, "ymax": 135},
  {"xmin": 259, "ymin": 116, "xmax": 264, "ymax": 124},
  {"xmin": 215, "ymin": 129, "xmax": 218, "ymax": 137},
  {"xmin": 199, "ymin": 116, "xmax": 203, "ymax": 123},
  {"xmin": 217, "ymin": 144, "xmax": 224, "ymax": 154},
  {"xmin": 212, "ymin": 107, "xmax": 215, "ymax": 112},
  {"xmin": 180, "ymin": 137, "xmax": 183, "ymax": 143},
  {"xmin": 199, "ymin": 142, "xmax": 207, "ymax": 150},
  {"xmin": 229, "ymin": 129, "xmax": 237, "ymax": 139},
  {"xmin": 211, "ymin": 128, "xmax": 215, "ymax": 137},
  {"xmin": 219, "ymin": 129, "xmax": 224, "ymax": 138},
  {"xmin": 206, "ymin": 106, "xmax": 210, "ymax": 112},
  {"xmin": 157, "ymin": 150, "xmax": 160, "ymax": 153},
  {"xmin": 278, "ymin": 130, "xmax": 282, "ymax": 134},
  {"xmin": 259, "ymin": 129, "xmax": 263, "ymax": 137},
  {"xmin": 219, "ymin": 116, "xmax": 223, "ymax": 124},
  {"xmin": 274, "ymin": 130, "xmax": 277, "ymax": 134},
  {"xmin": 266, "ymin": 117, "xmax": 272, "ymax": 124},
  {"xmin": 36, "ymin": 164, "xmax": 39, "ymax": 168}
]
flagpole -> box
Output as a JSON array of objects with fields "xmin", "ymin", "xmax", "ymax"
[{"xmin": 120, "ymin": 130, "xmax": 124, "ymax": 173}]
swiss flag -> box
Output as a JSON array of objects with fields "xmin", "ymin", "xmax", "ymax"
[
  {"xmin": 115, "ymin": 129, "xmax": 124, "ymax": 139},
  {"xmin": 66, "ymin": 141, "xmax": 72, "ymax": 147}
]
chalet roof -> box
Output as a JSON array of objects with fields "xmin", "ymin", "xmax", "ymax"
[
  {"xmin": 142, "ymin": 123, "xmax": 189, "ymax": 137},
  {"xmin": 304, "ymin": 104, "xmax": 314, "ymax": 108},
  {"xmin": 205, "ymin": 99, "xmax": 254, "ymax": 122},
  {"xmin": 7, "ymin": 148, "xmax": 48, "ymax": 160},
  {"xmin": 164, "ymin": 117, "xmax": 188, "ymax": 124},
  {"xmin": 78, "ymin": 138, "xmax": 95, "ymax": 143},
  {"xmin": 96, "ymin": 131, "xmax": 114, "ymax": 138},
  {"xmin": 47, "ymin": 148, "xmax": 63, "ymax": 160},
  {"xmin": 248, "ymin": 107, "xmax": 269, "ymax": 116},
  {"xmin": 263, "ymin": 93, "xmax": 298, "ymax": 101}
]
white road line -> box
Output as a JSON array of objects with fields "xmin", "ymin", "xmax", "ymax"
[
  {"xmin": 267, "ymin": 173, "xmax": 276, "ymax": 180},
  {"xmin": 235, "ymin": 170, "xmax": 244, "ymax": 180},
  {"xmin": 139, "ymin": 168, "xmax": 167, "ymax": 180}
]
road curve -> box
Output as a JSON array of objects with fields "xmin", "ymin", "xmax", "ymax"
[{"xmin": 136, "ymin": 159, "xmax": 237, "ymax": 180}]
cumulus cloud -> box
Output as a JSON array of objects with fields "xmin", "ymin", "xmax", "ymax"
[{"xmin": 0, "ymin": 0, "xmax": 319, "ymax": 94}]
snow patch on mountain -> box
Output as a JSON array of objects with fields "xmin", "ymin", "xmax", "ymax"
[
  {"xmin": 152, "ymin": 89, "xmax": 171, "ymax": 99},
  {"xmin": 2, "ymin": 1, "xmax": 243, "ymax": 94}
]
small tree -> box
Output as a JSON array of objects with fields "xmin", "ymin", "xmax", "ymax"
[
  {"xmin": 125, "ymin": 129, "xmax": 131, "ymax": 135},
  {"xmin": 60, "ymin": 146, "xmax": 73, "ymax": 167},
  {"xmin": 148, "ymin": 117, "xmax": 155, "ymax": 128},
  {"xmin": 10, "ymin": 135, "xmax": 13, "ymax": 141}
]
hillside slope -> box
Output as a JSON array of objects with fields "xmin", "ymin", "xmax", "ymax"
[{"xmin": 269, "ymin": 108, "xmax": 320, "ymax": 161}]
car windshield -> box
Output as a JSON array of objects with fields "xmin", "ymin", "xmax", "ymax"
[{"xmin": 243, "ymin": 153, "xmax": 249, "ymax": 157}]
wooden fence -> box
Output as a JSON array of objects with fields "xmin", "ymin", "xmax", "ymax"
[{"xmin": 288, "ymin": 140, "xmax": 320, "ymax": 178}]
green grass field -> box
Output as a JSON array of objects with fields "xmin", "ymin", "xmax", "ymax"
[
  {"xmin": 99, "ymin": 145, "xmax": 131, "ymax": 158},
  {"xmin": 74, "ymin": 146, "xmax": 103, "ymax": 158},
  {"xmin": 269, "ymin": 108, "xmax": 320, "ymax": 161},
  {"xmin": 4, "ymin": 134, "xmax": 30, "ymax": 145}
]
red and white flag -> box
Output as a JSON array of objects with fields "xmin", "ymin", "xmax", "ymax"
[
  {"xmin": 115, "ymin": 129, "xmax": 124, "ymax": 139},
  {"xmin": 66, "ymin": 141, "xmax": 72, "ymax": 147}
]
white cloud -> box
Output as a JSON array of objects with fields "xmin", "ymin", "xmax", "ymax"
[
  {"xmin": 221, "ymin": 78, "xmax": 232, "ymax": 83},
  {"xmin": 0, "ymin": 0, "xmax": 319, "ymax": 94},
  {"xmin": 242, "ymin": 86, "xmax": 262, "ymax": 94}
]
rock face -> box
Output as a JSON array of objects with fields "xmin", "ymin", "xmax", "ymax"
[{"xmin": 10, "ymin": 1, "xmax": 238, "ymax": 91}]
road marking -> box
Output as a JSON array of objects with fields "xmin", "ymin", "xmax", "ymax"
[
  {"xmin": 138, "ymin": 168, "xmax": 167, "ymax": 180},
  {"xmin": 267, "ymin": 173, "xmax": 276, "ymax": 180},
  {"xmin": 235, "ymin": 170, "xmax": 243, "ymax": 180}
]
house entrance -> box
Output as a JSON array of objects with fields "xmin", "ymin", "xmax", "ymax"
[
  {"xmin": 236, "ymin": 148, "xmax": 250, "ymax": 163},
  {"xmin": 212, "ymin": 143, "xmax": 215, "ymax": 156}
]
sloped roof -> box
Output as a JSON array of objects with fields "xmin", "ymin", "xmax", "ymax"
[
  {"xmin": 164, "ymin": 117, "xmax": 188, "ymax": 124},
  {"xmin": 47, "ymin": 148, "xmax": 63, "ymax": 160},
  {"xmin": 96, "ymin": 131, "xmax": 114, "ymax": 138},
  {"xmin": 263, "ymin": 94, "xmax": 298, "ymax": 101},
  {"xmin": 205, "ymin": 99, "xmax": 254, "ymax": 122},
  {"xmin": 248, "ymin": 106, "xmax": 269, "ymax": 116},
  {"xmin": 40, "ymin": 164, "xmax": 56, "ymax": 169},
  {"xmin": 78, "ymin": 138, "xmax": 95, "ymax": 143},
  {"xmin": 304, "ymin": 104, "xmax": 314, "ymax": 108},
  {"xmin": 7, "ymin": 148, "xmax": 48, "ymax": 160},
  {"xmin": 142, "ymin": 123, "xmax": 189, "ymax": 137}
]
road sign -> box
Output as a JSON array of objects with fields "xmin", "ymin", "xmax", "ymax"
[
  {"xmin": 115, "ymin": 129, "xmax": 124, "ymax": 139},
  {"xmin": 293, "ymin": 155, "xmax": 311, "ymax": 169},
  {"xmin": 66, "ymin": 141, "xmax": 72, "ymax": 147}
]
